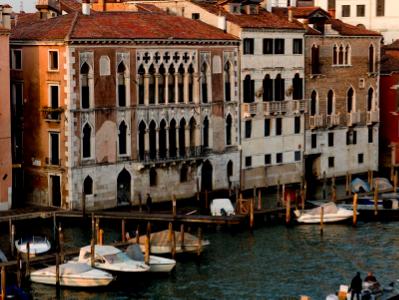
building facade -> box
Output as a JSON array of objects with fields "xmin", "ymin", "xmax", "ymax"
[
  {"xmin": 289, "ymin": 7, "xmax": 381, "ymax": 186},
  {"xmin": 10, "ymin": 6, "xmax": 240, "ymax": 209},
  {"xmin": 0, "ymin": 5, "xmax": 12, "ymax": 210}
]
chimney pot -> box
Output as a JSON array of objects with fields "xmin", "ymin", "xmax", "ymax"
[{"xmin": 82, "ymin": 0, "xmax": 90, "ymax": 15}]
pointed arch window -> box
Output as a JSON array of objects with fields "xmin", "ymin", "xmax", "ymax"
[
  {"xmin": 338, "ymin": 45, "xmax": 344, "ymax": 65},
  {"xmin": 274, "ymin": 74, "xmax": 285, "ymax": 101},
  {"xmin": 189, "ymin": 117, "xmax": 196, "ymax": 151},
  {"xmin": 117, "ymin": 62, "xmax": 127, "ymax": 107},
  {"xmin": 82, "ymin": 123, "xmax": 92, "ymax": 159},
  {"xmin": 327, "ymin": 90, "xmax": 334, "ymax": 115},
  {"xmin": 83, "ymin": 176, "xmax": 93, "ymax": 195},
  {"xmin": 159, "ymin": 120, "xmax": 167, "ymax": 159},
  {"xmin": 158, "ymin": 65, "xmax": 166, "ymax": 104},
  {"xmin": 310, "ymin": 91, "xmax": 318, "ymax": 116},
  {"xmin": 311, "ymin": 45, "xmax": 320, "ymax": 74},
  {"xmin": 201, "ymin": 63, "xmax": 208, "ymax": 103},
  {"xmin": 138, "ymin": 121, "xmax": 146, "ymax": 160},
  {"xmin": 243, "ymin": 74, "xmax": 254, "ymax": 103},
  {"xmin": 169, "ymin": 119, "xmax": 177, "ymax": 158},
  {"xmin": 368, "ymin": 44, "xmax": 375, "ymax": 73},
  {"xmin": 333, "ymin": 45, "xmax": 338, "ymax": 65},
  {"xmin": 224, "ymin": 63, "xmax": 231, "ymax": 102},
  {"xmin": 188, "ymin": 64, "xmax": 194, "ymax": 103},
  {"xmin": 203, "ymin": 117, "xmax": 209, "ymax": 148},
  {"xmin": 263, "ymin": 74, "xmax": 273, "ymax": 101},
  {"xmin": 345, "ymin": 44, "xmax": 351, "ymax": 65},
  {"xmin": 292, "ymin": 73, "xmax": 303, "ymax": 100},
  {"xmin": 226, "ymin": 115, "xmax": 232, "ymax": 146},
  {"xmin": 368, "ymin": 88, "xmax": 374, "ymax": 111},
  {"xmin": 149, "ymin": 65, "xmax": 156, "ymax": 105},
  {"xmin": 138, "ymin": 65, "xmax": 145, "ymax": 105},
  {"xmin": 81, "ymin": 62, "xmax": 91, "ymax": 109},
  {"xmin": 118, "ymin": 121, "xmax": 127, "ymax": 155},
  {"xmin": 168, "ymin": 65, "xmax": 175, "ymax": 103},
  {"xmin": 179, "ymin": 119, "xmax": 186, "ymax": 157},
  {"xmin": 178, "ymin": 64, "xmax": 185, "ymax": 103},
  {"xmin": 347, "ymin": 88, "xmax": 354, "ymax": 113},
  {"xmin": 149, "ymin": 121, "xmax": 156, "ymax": 160}
]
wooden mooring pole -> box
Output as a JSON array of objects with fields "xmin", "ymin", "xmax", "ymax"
[
  {"xmin": 257, "ymin": 189, "xmax": 262, "ymax": 210},
  {"xmin": 374, "ymin": 182, "xmax": 379, "ymax": 216},
  {"xmin": 353, "ymin": 193, "xmax": 358, "ymax": 227},
  {"xmin": 122, "ymin": 219, "xmax": 126, "ymax": 242},
  {"xmin": 55, "ymin": 252, "xmax": 60, "ymax": 289},
  {"xmin": 135, "ymin": 225, "xmax": 140, "ymax": 244},
  {"xmin": 394, "ymin": 170, "xmax": 398, "ymax": 192},
  {"xmin": 320, "ymin": 206, "xmax": 324, "ymax": 235},
  {"xmin": 144, "ymin": 222, "xmax": 151, "ymax": 265},
  {"xmin": 59, "ymin": 223, "xmax": 64, "ymax": 263},
  {"xmin": 10, "ymin": 222, "xmax": 15, "ymax": 257},
  {"xmin": 91, "ymin": 213, "xmax": 95, "ymax": 242},
  {"xmin": 345, "ymin": 172, "xmax": 349, "ymax": 195},
  {"xmin": 25, "ymin": 242, "xmax": 30, "ymax": 280},
  {"xmin": 172, "ymin": 195, "xmax": 177, "ymax": 217},
  {"xmin": 249, "ymin": 198, "xmax": 254, "ymax": 230},
  {"xmin": 285, "ymin": 193, "xmax": 291, "ymax": 225},
  {"xmin": 197, "ymin": 227, "xmax": 202, "ymax": 256},
  {"xmin": 90, "ymin": 238, "xmax": 95, "ymax": 268},
  {"xmin": 180, "ymin": 224, "xmax": 185, "ymax": 250},
  {"xmin": 1, "ymin": 266, "xmax": 6, "ymax": 300}
]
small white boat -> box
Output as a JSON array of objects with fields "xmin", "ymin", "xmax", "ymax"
[
  {"xmin": 77, "ymin": 245, "xmax": 149, "ymax": 273},
  {"xmin": 136, "ymin": 230, "xmax": 210, "ymax": 255},
  {"xmin": 30, "ymin": 262, "xmax": 114, "ymax": 287},
  {"xmin": 125, "ymin": 244, "xmax": 176, "ymax": 273},
  {"xmin": 210, "ymin": 198, "xmax": 235, "ymax": 216},
  {"xmin": 15, "ymin": 236, "xmax": 51, "ymax": 257},
  {"xmin": 294, "ymin": 202, "xmax": 354, "ymax": 224}
]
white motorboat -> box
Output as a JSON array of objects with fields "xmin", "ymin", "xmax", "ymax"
[
  {"xmin": 136, "ymin": 230, "xmax": 210, "ymax": 255},
  {"xmin": 77, "ymin": 245, "xmax": 149, "ymax": 273},
  {"xmin": 15, "ymin": 236, "xmax": 51, "ymax": 257},
  {"xmin": 125, "ymin": 244, "xmax": 176, "ymax": 273},
  {"xmin": 210, "ymin": 198, "xmax": 235, "ymax": 216},
  {"xmin": 294, "ymin": 202, "xmax": 354, "ymax": 224},
  {"xmin": 30, "ymin": 262, "xmax": 114, "ymax": 287}
]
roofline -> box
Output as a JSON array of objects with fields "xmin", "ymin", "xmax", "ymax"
[
  {"xmin": 239, "ymin": 27, "xmax": 305, "ymax": 32},
  {"xmin": 304, "ymin": 34, "xmax": 382, "ymax": 38}
]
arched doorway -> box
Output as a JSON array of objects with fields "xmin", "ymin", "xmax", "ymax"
[
  {"xmin": 201, "ymin": 160, "xmax": 213, "ymax": 192},
  {"xmin": 117, "ymin": 169, "xmax": 131, "ymax": 206}
]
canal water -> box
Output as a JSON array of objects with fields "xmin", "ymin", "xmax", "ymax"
[{"xmin": 5, "ymin": 219, "xmax": 399, "ymax": 299}]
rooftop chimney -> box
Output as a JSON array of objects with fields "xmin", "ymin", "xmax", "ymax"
[
  {"xmin": 1, "ymin": 6, "xmax": 12, "ymax": 29},
  {"xmin": 288, "ymin": 6, "xmax": 293, "ymax": 22},
  {"xmin": 82, "ymin": 0, "xmax": 90, "ymax": 15}
]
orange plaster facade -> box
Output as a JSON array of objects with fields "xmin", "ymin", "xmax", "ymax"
[{"xmin": 0, "ymin": 5, "xmax": 12, "ymax": 210}]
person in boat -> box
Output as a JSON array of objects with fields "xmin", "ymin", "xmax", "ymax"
[
  {"xmin": 364, "ymin": 271, "xmax": 380, "ymax": 291},
  {"xmin": 349, "ymin": 272, "xmax": 362, "ymax": 300},
  {"xmin": 146, "ymin": 193, "xmax": 152, "ymax": 213}
]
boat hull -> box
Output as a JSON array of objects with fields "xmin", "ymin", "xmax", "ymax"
[{"xmin": 30, "ymin": 274, "xmax": 113, "ymax": 287}]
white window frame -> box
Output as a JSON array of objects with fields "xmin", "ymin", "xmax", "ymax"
[
  {"xmin": 48, "ymin": 131, "xmax": 60, "ymax": 165},
  {"xmin": 48, "ymin": 83, "xmax": 60, "ymax": 108},
  {"xmin": 48, "ymin": 49, "xmax": 59, "ymax": 72},
  {"xmin": 11, "ymin": 49, "xmax": 22, "ymax": 70}
]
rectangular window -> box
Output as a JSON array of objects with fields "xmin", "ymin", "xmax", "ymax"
[
  {"xmin": 13, "ymin": 82, "xmax": 23, "ymax": 116},
  {"xmin": 245, "ymin": 156, "xmax": 252, "ymax": 167},
  {"xmin": 50, "ymin": 132, "xmax": 60, "ymax": 165},
  {"xmin": 328, "ymin": 132, "xmax": 334, "ymax": 147},
  {"xmin": 368, "ymin": 127, "xmax": 373, "ymax": 143},
  {"xmin": 50, "ymin": 85, "xmax": 59, "ymax": 108},
  {"xmin": 274, "ymin": 39, "xmax": 285, "ymax": 54},
  {"xmin": 294, "ymin": 151, "xmax": 301, "ymax": 162},
  {"xmin": 11, "ymin": 49, "xmax": 22, "ymax": 70},
  {"xmin": 243, "ymin": 38, "xmax": 254, "ymax": 55},
  {"xmin": 293, "ymin": 39, "xmax": 303, "ymax": 54},
  {"xmin": 245, "ymin": 120, "xmax": 252, "ymax": 138},
  {"xmin": 276, "ymin": 153, "xmax": 283, "ymax": 164},
  {"xmin": 358, "ymin": 153, "xmax": 364, "ymax": 164},
  {"xmin": 191, "ymin": 13, "xmax": 200, "ymax": 19},
  {"xmin": 311, "ymin": 134, "xmax": 317, "ymax": 149},
  {"xmin": 342, "ymin": 5, "xmax": 350, "ymax": 17},
  {"xmin": 356, "ymin": 5, "xmax": 365, "ymax": 17},
  {"xmin": 49, "ymin": 50, "xmax": 59, "ymax": 71},
  {"xmin": 376, "ymin": 0, "xmax": 385, "ymax": 16},
  {"xmin": 263, "ymin": 39, "xmax": 273, "ymax": 54},
  {"xmin": 328, "ymin": 0, "xmax": 336, "ymax": 10},
  {"xmin": 294, "ymin": 116, "xmax": 300, "ymax": 134},
  {"xmin": 265, "ymin": 154, "xmax": 271, "ymax": 165},
  {"xmin": 328, "ymin": 156, "xmax": 335, "ymax": 168},
  {"xmin": 346, "ymin": 130, "xmax": 357, "ymax": 145},
  {"xmin": 264, "ymin": 119, "xmax": 270, "ymax": 137},
  {"xmin": 276, "ymin": 118, "xmax": 282, "ymax": 136}
]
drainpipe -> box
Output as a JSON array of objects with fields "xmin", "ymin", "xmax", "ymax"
[{"xmin": 238, "ymin": 38, "xmax": 243, "ymax": 191}]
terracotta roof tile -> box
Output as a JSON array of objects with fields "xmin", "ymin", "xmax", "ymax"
[
  {"xmin": 380, "ymin": 54, "xmax": 399, "ymax": 74},
  {"xmin": 329, "ymin": 19, "xmax": 381, "ymax": 36},
  {"xmin": 60, "ymin": 0, "xmax": 82, "ymax": 13},
  {"xmin": 383, "ymin": 39, "xmax": 399, "ymax": 50},
  {"xmin": 135, "ymin": 4, "xmax": 166, "ymax": 13},
  {"xmin": 196, "ymin": 3, "xmax": 304, "ymax": 30},
  {"xmin": 11, "ymin": 11, "xmax": 238, "ymax": 42}
]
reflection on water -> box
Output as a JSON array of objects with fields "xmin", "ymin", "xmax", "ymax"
[{"xmin": 2, "ymin": 219, "xmax": 399, "ymax": 299}]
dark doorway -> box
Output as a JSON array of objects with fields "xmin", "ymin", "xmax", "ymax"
[
  {"xmin": 50, "ymin": 175, "xmax": 61, "ymax": 207},
  {"xmin": 304, "ymin": 154, "xmax": 320, "ymax": 198},
  {"xmin": 117, "ymin": 169, "xmax": 131, "ymax": 205},
  {"xmin": 201, "ymin": 160, "xmax": 213, "ymax": 192}
]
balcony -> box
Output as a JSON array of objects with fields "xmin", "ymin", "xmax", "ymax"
[
  {"xmin": 263, "ymin": 100, "xmax": 307, "ymax": 116},
  {"xmin": 309, "ymin": 115, "xmax": 325, "ymax": 129},
  {"xmin": 139, "ymin": 146, "xmax": 206, "ymax": 164},
  {"xmin": 41, "ymin": 107, "xmax": 64, "ymax": 122},
  {"xmin": 347, "ymin": 111, "xmax": 360, "ymax": 127},
  {"xmin": 367, "ymin": 110, "xmax": 379, "ymax": 124},
  {"xmin": 242, "ymin": 103, "xmax": 257, "ymax": 118},
  {"xmin": 326, "ymin": 114, "xmax": 340, "ymax": 128}
]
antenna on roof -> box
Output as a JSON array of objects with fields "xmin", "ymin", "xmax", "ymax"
[{"xmin": 19, "ymin": 1, "xmax": 23, "ymax": 13}]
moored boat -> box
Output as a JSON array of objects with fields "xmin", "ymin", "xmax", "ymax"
[
  {"xmin": 294, "ymin": 202, "xmax": 354, "ymax": 224},
  {"xmin": 30, "ymin": 262, "xmax": 114, "ymax": 287},
  {"xmin": 15, "ymin": 236, "xmax": 51, "ymax": 257}
]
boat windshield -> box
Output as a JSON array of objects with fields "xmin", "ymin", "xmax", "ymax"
[{"xmin": 103, "ymin": 252, "xmax": 130, "ymax": 264}]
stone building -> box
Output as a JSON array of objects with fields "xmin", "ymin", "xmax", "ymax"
[
  {"xmin": 116, "ymin": 0, "xmax": 307, "ymax": 190},
  {"xmin": 10, "ymin": 3, "xmax": 240, "ymax": 209},
  {"xmin": 281, "ymin": 7, "xmax": 381, "ymax": 187},
  {"xmin": 0, "ymin": 4, "xmax": 12, "ymax": 210},
  {"xmin": 379, "ymin": 41, "xmax": 399, "ymax": 170}
]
